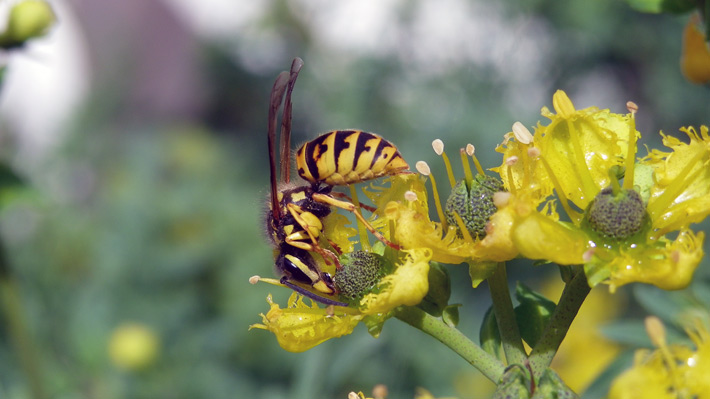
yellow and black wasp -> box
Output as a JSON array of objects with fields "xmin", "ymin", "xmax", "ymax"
[{"xmin": 265, "ymin": 57, "xmax": 409, "ymax": 306}]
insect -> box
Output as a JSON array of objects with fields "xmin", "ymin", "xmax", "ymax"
[{"xmin": 265, "ymin": 57, "xmax": 409, "ymax": 306}]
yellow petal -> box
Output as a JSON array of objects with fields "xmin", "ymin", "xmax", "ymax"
[
  {"xmin": 250, "ymin": 294, "xmax": 362, "ymax": 353},
  {"xmin": 535, "ymin": 93, "xmax": 635, "ymax": 209},
  {"xmin": 644, "ymin": 126, "xmax": 710, "ymax": 234},
  {"xmin": 511, "ymin": 200, "xmax": 588, "ymax": 265},
  {"xmin": 589, "ymin": 228, "xmax": 705, "ymax": 292},
  {"xmin": 359, "ymin": 248, "xmax": 432, "ymax": 315}
]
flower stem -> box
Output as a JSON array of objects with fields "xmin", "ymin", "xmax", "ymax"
[
  {"xmin": 0, "ymin": 242, "xmax": 46, "ymax": 399},
  {"xmin": 488, "ymin": 262, "xmax": 527, "ymax": 365},
  {"xmin": 528, "ymin": 269, "xmax": 590, "ymax": 379},
  {"xmin": 394, "ymin": 306, "xmax": 505, "ymax": 382}
]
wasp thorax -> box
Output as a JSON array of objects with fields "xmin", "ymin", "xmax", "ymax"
[
  {"xmin": 334, "ymin": 251, "xmax": 388, "ymax": 302},
  {"xmin": 585, "ymin": 187, "xmax": 647, "ymax": 240},
  {"xmin": 444, "ymin": 175, "xmax": 504, "ymax": 240}
]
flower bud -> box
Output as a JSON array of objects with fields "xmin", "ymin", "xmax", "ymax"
[
  {"xmin": 584, "ymin": 187, "xmax": 648, "ymax": 240},
  {"xmin": 334, "ymin": 251, "xmax": 389, "ymax": 301},
  {"xmin": 444, "ymin": 175, "xmax": 504, "ymax": 240},
  {"xmin": 0, "ymin": 1, "xmax": 56, "ymax": 49}
]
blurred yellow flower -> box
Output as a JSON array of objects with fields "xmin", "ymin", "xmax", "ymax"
[
  {"xmin": 681, "ymin": 12, "xmax": 710, "ymax": 85},
  {"xmin": 108, "ymin": 322, "xmax": 160, "ymax": 371},
  {"xmin": 609, "ymin": 317, "xmax": 710, "ymax": 399},
  {"xmin": 498, "ymin": 91, "xmax": 707, "ymax": 291}
]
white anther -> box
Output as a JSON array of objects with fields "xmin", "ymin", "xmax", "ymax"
[
  {"xmin": 527, "ymin": 147, "xmax": 541, "ymax": 158},
  {"xmin": 626, "ymin": 101, "xmax": 638, "ymax": 114},
  {"xmin": 512, "ymin": 121, "xmax": 533, "ymax": 144},
  {"xmin": 404, "ymin": 191, "xmax": 418, "ymax": 202},
  {"xmin": 466, "ymin": 143, "xmax": 475, "ymax": 156},
  {"xmin": 505, "ymin": 156, "xmax": 519, "ymax": 166},
  {"xmin": 249, "ymin": 275, "xmax": 261, "ymax": 284},
  {"xmin": 432, "ymin": 139, "xmax": 444, "ymax": 155},
  {"xmin": 493, "ymin": 191, "xmax": 511, "ymax": 208},
  {"xmin": 415, "ymin": 161, "xmax": 431, "ymax": 176}
]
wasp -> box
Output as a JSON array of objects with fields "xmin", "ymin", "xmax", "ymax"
[{"xmin": 265, "ymin": 58, "xmax": 409, "ymax": 306}]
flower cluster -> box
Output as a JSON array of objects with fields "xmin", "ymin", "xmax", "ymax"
[{"xmin": 251, "ymin": 89, "xmax": 710, "ymax": 357}]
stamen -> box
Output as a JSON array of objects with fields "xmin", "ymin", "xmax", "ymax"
[
  {"xmin": 250, "ymin": 276, "xmax": 286, "ymax": 287},
  {"xmin": 608, "ymin": 168, "xmax": 622, "ymax": 196},
  {"xmin": 404, "ymin": 191, "xmax": 418, "ymax": 202},
  {"xmin": 373, "ymin": 384, "xmax": 388, "ymax": 399},
  {"xmin": 527, "ymin": 147, "xmax": 541, "ymax": 158},
  {"xmin": 623, "ymin": 101, "xmax": 639, "ymax": 190},
  {"xmin": 348, "ymin": 393, "xmax": 360, "ymax": 399},
  {"xmin": 645, "ymin": 316, "xmax": 677, "ymax": 373},
  {"xmin": 583, "ymin": 249, "xmax": 595, "ymax": 262},
  {"xmin": 452, "ymin": 211, "xmax": 475, "ymax": 244},
  {"xmin": 512, "ymin": 121, "xmax": 533, "ymax": 144},
  {"xmin": 566, "ymin": 119, "xmax": 598, "ymax": 201},
  {"xmin": 493, "ymin": 191, "xmax": 511, "ymax": 208},
  {"xmin": 433, "ymin": 139, "xmax": 456, "ymax": 188},
  {"xmin": 467, "ymin": 143, "xmax": 486, "ymax": 175},
  {"xmin": 538, "ymin": 155, "xmax": 582, "ymax": 223},
  {"xmin": 349, "ymin": 184, "xmax": 371, "ymax": 251},
  {"xmin": 460, "ymin": 148, "xmax": 474, "ymax": 186},
  {"xmin": 505, "ymin": 157, "xmax": 518, "ymax": 195},
  {"xmin": 416, "ymin": 161, "xmax": 448, "ymax": 229}
]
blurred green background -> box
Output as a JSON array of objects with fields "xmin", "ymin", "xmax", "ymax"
[{"xmin": 0, "ymin": 0, "xmax": 708, "ymax": 398}]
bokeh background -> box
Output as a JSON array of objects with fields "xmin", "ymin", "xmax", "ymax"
[{"xmin": 0, "ymin": 0, "xmax": 708, "ymax": 398}]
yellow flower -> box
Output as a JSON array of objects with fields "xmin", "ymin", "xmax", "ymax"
[
  {"xmin": 249, "ymin": 294, "xmax": 364, "ymax": 353},
  {"xmin": 250, "ymin": 246, "xmax": 432, "ymax": 351},
  {"xmin": 366, "ymin": 166, "xmax": 515, "ymax": 287},
  {"xmin": 609, "ymin": 317, "xmax": 710, "ymax": 399},
  {"xmin": 108, "ymin": 322, "xmax": 160, "ymax": 371},
  {"xmin": 681, "ymin": 12, "xmax": 710, "ymax": 85},
  {"xmin": 499, "ymin": 90, "xmax": 707, "ymax": 291}
]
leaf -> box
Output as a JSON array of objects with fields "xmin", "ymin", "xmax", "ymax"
[
  {"xmin": 633, "ymin": 284, "xmax": 695, "ymax": 324},
  {"xmin": 623, "ymin": 0, "xmax": 696, "ymax": 13},
  {"xmin": 514, "ymin": 282, "xmax": 557, "ymax": 348},
  {"xmin": 442, "ymin": 304, "xmax": 460, "ymax": 328},
  {"xmin": 480, "ymin": 306, "xmax": 504, "ymax": 361}
]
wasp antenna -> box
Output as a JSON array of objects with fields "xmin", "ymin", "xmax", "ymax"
[
  {"xmin": 280, "ymin": 57, "xmax": 304, "ymax": 184},
  {"xmin": 268, "ymin": 71, "xmax": 290, "ymax": 222},
  {"xmin": 281, "ymin": 280, "xmax": 349, "ymax": 307}
]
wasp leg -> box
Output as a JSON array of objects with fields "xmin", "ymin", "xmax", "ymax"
[
  {"xmin": 286, "ymin": 204, "xmax": 343, "ymax": 269},
  {"xmin": 329, "ymin": 192, "xmax": 377, "ymax": 213},
  {"xmin": 280, "ymin": 278, "xmax": 349, "ymax": 307},
  {"xmin": 312, "ymin": 193, "xmax": 401, "ymax": 251}
]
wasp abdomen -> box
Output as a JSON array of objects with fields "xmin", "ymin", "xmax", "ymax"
[{"xmin": 296, "ymin": 130, "xmax": 409, "ymax": 186}]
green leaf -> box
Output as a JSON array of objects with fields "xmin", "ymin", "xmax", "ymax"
[
  {"xmin": 480, "ymin": 306, "xmax": 504, "ymax": 360},
  {"xmin": 442, "ymin": 304, "xmax": 460, "ymax": 327},
  {"xmin": 468, "ymin": 260, "xmax": 497, "ymax": 288},
  {"xmin": 623, "ymin": 0, "xmax": 696, "ymax": 14},
  {"xmin": 417, "ymin": 262, "xmax": 450, "ymax": 316},
  {"xmin": 514, "ymin": 282, "xmax": 557, "ymax": 348},
  {"xmin": 633, "ymin": 285, "xmax": 695, "ymax": 324}
]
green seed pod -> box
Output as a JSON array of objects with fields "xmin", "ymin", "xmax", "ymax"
[
  {"xmin": 530, "ymin": 368, "xmax": 579, "ymax": 399},
  {"xmin": 492, "ymin": 364, "xmax": 531, "ymax": 399},
  {"xmin": 584, "ymin": 187, "xmax": 648, "ymax": 240},
  {"xmin": 444, "ymin": 175, "xmax": 504, "ymax": 240},
  {"xmin": 334, "ymin": 251, "xmax": 388, "ymax": 302}
]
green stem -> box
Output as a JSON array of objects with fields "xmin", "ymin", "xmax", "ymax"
[
  {"xmin": 488, "ymin": 262, "xmax": 527, "ymax": 366},
  {"xmin": 394, "ymin": 306, "xmax": 505, "ymax": 382},
  {"xmin": 529, "ymin": 269, "xmax": 590, "ymax": 379}
]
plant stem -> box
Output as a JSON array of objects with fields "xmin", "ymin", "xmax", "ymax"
[
  {"xmin": 0, "ymin": 242, "xmax": 46, "ymax": 399},
  {"xmin": 488, "ymin": 262, "xmax": 527, "ymax": 365},
  {"xmin": 394, "ymin": 306, "xmax": 505, "ymax": 382},
  {"xmin": 528, "ymin": 269, "xmax": 590, "ymax": 379}
]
